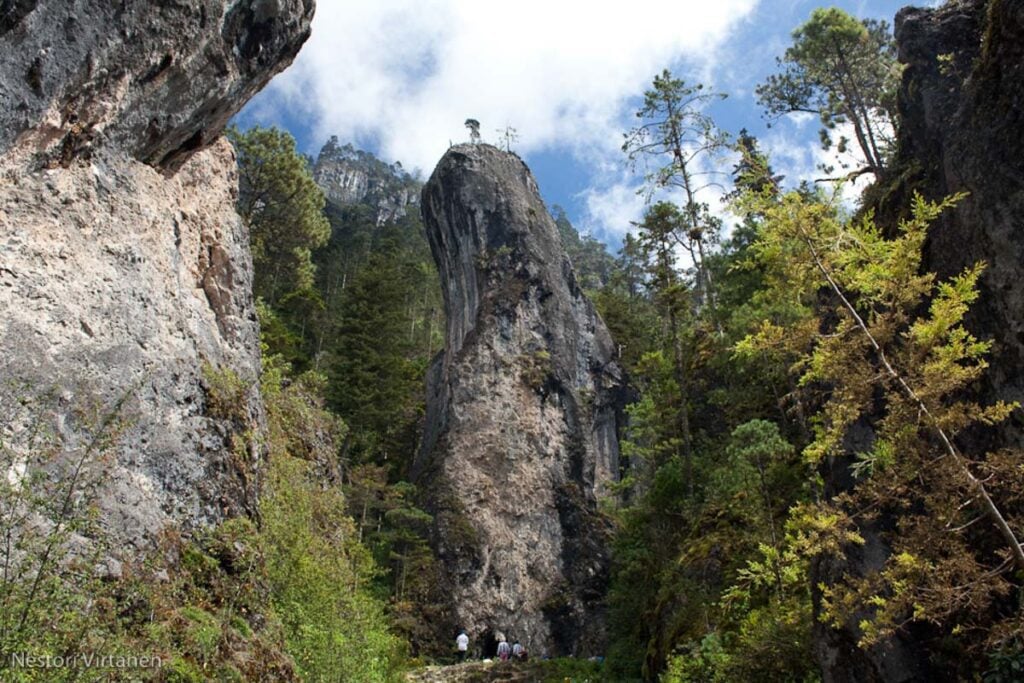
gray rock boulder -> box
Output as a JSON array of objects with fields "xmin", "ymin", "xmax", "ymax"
[
  {"xmin": 0, "ymin": 0, "xmax": 313, "ymax": 171},
  {"xmin": 415, "ymin": 144, "xmax": 626, "ymax": 657},
  {"xmin": 1, "ymin": 139, "xmax": 262, "ymax": 543}
]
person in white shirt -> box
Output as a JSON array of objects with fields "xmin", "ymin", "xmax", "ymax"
[
  {"xmin": 512, "ymin": 640, "xmax": 525, "ymax": 660},
  {"xmin": 496, "ymin": 635, "xmax": 511, "ymax": 661},
  {"xmin": 456, "ymin": 630, "xmax": 469, "ymax": 662}
]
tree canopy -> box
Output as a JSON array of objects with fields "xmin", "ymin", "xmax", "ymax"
[
  {"xmin": 228, "ymin": 126, "xmax": 331, "ymax": 307},
  {"xmin": 756, "ymin": 7, "xmax": 900, "ymax": 178}
]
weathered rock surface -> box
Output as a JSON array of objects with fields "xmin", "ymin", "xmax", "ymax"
[
  {"xmin": 0, "ymin": 1, "xmax": 312, "ymax": 542},
  {"xmin": 0, "ymin": 0, "xmax": 313, "ymax": 171},
  {"xmin": 415, "ymin": 144, "xmax": 626, "ymax": 657},
  {"xmin": 814, "ymin": 1, "xmax": 1024, "ymax": 680},
  {"xmin": 0, "ymin": 140, "xmax": 261, "ymax": 540},
  {"xmin": 891, "ymin": 0, "xmax": 1024, "ymax": 423},
  {"xmin": 313, "ymin": 136, "xmax": 420, "ymax": 225}
]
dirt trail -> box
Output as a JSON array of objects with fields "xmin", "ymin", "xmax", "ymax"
[{"xmin": 405, "ymin": 660, "xmax": 596, "ymax": 683}]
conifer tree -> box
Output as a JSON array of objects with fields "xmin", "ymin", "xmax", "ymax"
[
  {"xmin": 228, "ymin": 126, "xmax": 330, "ymax": 307},
  {"xmin": 327, "ymin": 229, "xmax": 422, "ymax": 473},
  {"xmin": 756, "ymin": 8, "xmax": 899, "ymax": 178},
  {"xmin": 738, "ymin": 185, "xmax": 1024, "ymax": 653},
  {"xmin": 624, "ymin": 70, "xmax": 729, "ymax": 314},
  {"xmin": 634, "ymin": 202, "xmax": 696, "ymax": 496}
]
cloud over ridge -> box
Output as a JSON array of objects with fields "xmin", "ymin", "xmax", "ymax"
[{"xmin": 242, "ymin": 0, "xmax": 759, "ymax": 176}]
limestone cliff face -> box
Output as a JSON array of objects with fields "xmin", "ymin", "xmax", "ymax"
[
  {"xmin": 813, "ymin": 2, "xmax": 1024, "ymax": 680},
  {"xmin": 415, "ymin": 144, "xmax": 626, "ymax": 656},
  {"xmin": 0, "ymin": 1, "xmax": 312, "ymax": 543},
  {"xmin": 312, "ymin": 137, "xmax": 420, "ymax": 225}
]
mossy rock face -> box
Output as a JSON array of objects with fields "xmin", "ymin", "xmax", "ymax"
[
  {"xmin": 179, "ymin": 606, "xmax": 222, "ymax": 661},
  {"xmin": 164, "ymin": 656, "xmax": 206, "ymax": 683},
  {"xmin": 180, "ymin": 543, "xmax": 220, "ymax": 581},
  {"xmin": 229, "ymin": 615, "xmax": 253, "ymax": 639},
  {"xmin": 206, "ymin": 517, "xmax": 262, "ymax": 576}
]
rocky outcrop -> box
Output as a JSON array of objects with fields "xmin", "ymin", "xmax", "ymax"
[
  {"xmin": 0, "ymin": 140, "xmax": 262, "ymax": 541},
  {"xmin": 313, "ymin": 136, "xmax": 420, "ymax": 225},
  {"xmin": 414, "ymin": 144, "xmax": 626, "ymax": 657},
  {"xmin": 0, "ymin": 0, "xmax": 313, "ymax": 172},
  {"xmin": 0, "ymin": 1, "xmax": 312, "ymax": 543},
  {"xmin": 890, "ymin": 0, "xmax": 1024, "ymax": 423},
  {"xmin": 814, "ymin": 1, "xmax": 1024, "ymax": 680}
]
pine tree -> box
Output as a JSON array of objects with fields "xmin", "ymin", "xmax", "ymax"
[
  {"xmin": 228, "ymin": 126, "xmax": 330, "ymax": 307},
  {"xmin": 756, "ymin": 8, "xmax": 899, "ymax": 178},
  {"xmin": 326, "ymin": 229, "xmax": 422, "ymax": 473},
  {"xmin": 632, "ymin": 202, "xmax": 697, "ymax": 497},
  {"xmin": 624, "ymin": 70, "xmax": 729, "ymax": 313}
]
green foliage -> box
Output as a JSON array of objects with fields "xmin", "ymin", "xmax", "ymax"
[
  {"xmin": 525, "ymin": 657, "xmax": 603, "ymax": 681},
  {"xmin": 756, "ymin": 7, "xmax": 899, "ymax": 176},
  {"xmin": 984, "ymin": 642, "xmax": 1024, "ymax": 683},
  {"xmin": 201, "ymin": 361, "xmax": 250, "ymax": 423},
  {"xmin": 233, "ymin": 134, "xmax": 447, "ymax": 660},
  {"xmin": 519, "ymin": 349, "xmax": 553, "ymax": 392},
  {"xmin": 0, "ymin": 351, "xmax": 406, "ymax": 681},
  {"xmin": 663, "ymin": 633, "xmax": 731, "ymax": 683},
  {"xmin": 326, "ymin": 227, "xmax": 429, "ymax": 470},
  {"xmin": 0, "ymin": 384, "xmax": 128, "ymax": 680},
  {"xmin": 345, "ymin": 465, "xmax": 448, "ymax": 658},
  {"xmin": 228, "ymin": 125, "xmax": 330, "ymax": 308},
  {"xmin": 262, "ymin": 354, "xmax": 346, "ymax": 477},
  {"xmin": 261, "ymin": 450, "xmax": 404, "ymax": 681},
  {"xmin": 0, "ymin": 449, "xmax": 297, "ymax": 683},
  {"xmin": 260, "ymin": 352, "xmax": 406, "ymax": 680},
  {"xmin": 605, "ymin": 110, "xmax": 822, "ymax": 681},
  {"xmin": 738, "ymin": 182, "xmax": 1024, "ymax": 661}
]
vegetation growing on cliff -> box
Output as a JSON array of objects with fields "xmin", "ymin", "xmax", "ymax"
[
  {"xmin": 223, "ymin": 8, "xmax": 1021, "ymax": 676},
  {"xmin": 8, "ymin": 3, "xmax": 1023, "ymax": 682},
  {"xmin": 595, "ymin": 8, "xmax": 1022, "ymax": 681}
]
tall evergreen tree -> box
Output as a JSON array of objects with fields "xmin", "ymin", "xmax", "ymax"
[
  {"xmin": 623, "ymin": 70, "xmax": 729, "ymax": 314},
  {"xmin": 326, "ymin": 227, "xmax": 424, "ymax": 473},
  {"xmin": 228, "ymin": 126, "xmax": 330, "ymax": 307}
]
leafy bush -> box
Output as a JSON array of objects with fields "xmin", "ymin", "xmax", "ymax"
[{"xmin": 261, "ymin": 356, "xmax": 406, "ymax": 681}]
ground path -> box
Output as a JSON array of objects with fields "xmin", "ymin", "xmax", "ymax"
[{"xmin": 405, "ymin": 659, "xmax": 601, "ymax": 682}]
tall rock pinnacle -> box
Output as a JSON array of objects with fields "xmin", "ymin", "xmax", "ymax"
[{"xmin": 416, "ymin": 144, "xmax": 626, "ymax": 656}]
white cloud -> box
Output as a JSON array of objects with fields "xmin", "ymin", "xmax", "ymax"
[
  {"xmin": 763, "ymin": 116, "xmax": 881, "ymax": 207},
  {"xmin": 245, "ymin": 0, "xmax": 759, "ymax": 178},
  {"xmin": 578, "ymin": 177, "xmax": 646, "ymax": 244}
]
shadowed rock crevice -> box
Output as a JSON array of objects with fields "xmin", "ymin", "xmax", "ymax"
[{"xmin": 415, "ymin": 144, "xmax": 626, "ymax": 656}]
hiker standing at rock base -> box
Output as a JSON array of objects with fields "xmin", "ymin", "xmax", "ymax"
[
  {"xmin": 496, "ymin": 634, "xmax": 511, "ymax": 661},
  {"xmin": 456, "ymin": 630, "xmax": 469, "ymax": 662}
]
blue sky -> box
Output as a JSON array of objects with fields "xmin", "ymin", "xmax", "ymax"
[{"xmin": 236, "ymin": 0, "xmax": 914, "ymax": 251}]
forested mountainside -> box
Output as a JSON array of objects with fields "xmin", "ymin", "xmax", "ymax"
[{"xmin": 1, "ymin": 1, "xmax": 1023, "ymax": 682}]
